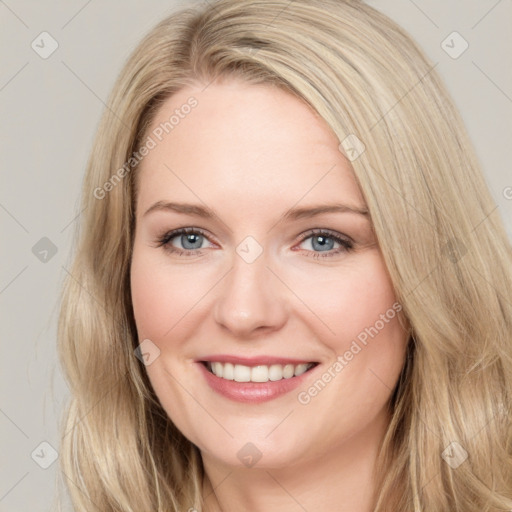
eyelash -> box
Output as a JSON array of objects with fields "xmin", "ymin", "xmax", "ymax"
[
  {"xmin": 155, "ymin": 227, "xmax": 354, "ymax": 259},
  {"xmin": 296, "ymin": 229, "xmax": 353, "ymax": 258}
]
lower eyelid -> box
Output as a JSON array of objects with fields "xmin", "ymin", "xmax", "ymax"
[
  {"xmin": 156, "ymin": 229, "xmax": 352, "ymax": 256},
  {"xmin": 298, "ymin": 243, "xmax": 352, "ymax": 257}
]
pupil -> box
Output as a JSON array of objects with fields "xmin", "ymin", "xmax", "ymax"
[
  {"xmin": 182, "ymin": 233, "xmax": 202, "ymax": 250},
  {"xmin": 312, "ymin": 235, "xmax": 334, "ymax": 251}
]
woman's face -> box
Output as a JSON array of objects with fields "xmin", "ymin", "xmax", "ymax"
[{"xmin": 130, "ymin": 79, "xmax": 409, "ymax": 470}]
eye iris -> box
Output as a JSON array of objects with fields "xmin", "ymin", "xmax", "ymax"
[
  {"xmin": 181, "ymin": 233, "xmax": 203, "ymax": 250},
  {"xmin": 312, "ymin": 235, "xmax": 334, "ymax": 251}
]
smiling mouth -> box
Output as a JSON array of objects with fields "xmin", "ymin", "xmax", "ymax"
[{"xmin": 202, "ymin": 361, "xmax": 318, "ymax": 383}]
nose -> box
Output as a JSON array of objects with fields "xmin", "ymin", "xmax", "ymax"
[{"xmin": 213, "ymin": 251, "xmax": 288, "ymax": 339}]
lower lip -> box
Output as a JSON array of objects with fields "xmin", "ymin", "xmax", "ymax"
[{"xmin": 197, "ymin": 362, "xmax": 316, "ymax": 403}]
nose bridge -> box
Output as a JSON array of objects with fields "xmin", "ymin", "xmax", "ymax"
[{"xmin": 213, "ymin": 245, "xmax": 287, "ymax": 336}]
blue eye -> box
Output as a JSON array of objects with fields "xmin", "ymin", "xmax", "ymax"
[
  {"xmin": 156, "ymin": 228, "xmax": 353, "ymax": 258},
  {"xmin": 156, "ymin": 228, "xmax": 212, "ymax": 255},
  {"xmin": 177, "ymin": 232, "xmax": 205, "ymax": 250},
  {"xmin": 297, "ymin": 230, "xmax": 353, "ymax": 257},
  {"xmin": 302, "ymin": 234, "xmax": 336, "ymax": 251}
]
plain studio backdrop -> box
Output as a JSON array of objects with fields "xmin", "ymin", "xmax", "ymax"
[{"xmin": 0, "ymin": 0, "xmax": 511, "ymax": 510}]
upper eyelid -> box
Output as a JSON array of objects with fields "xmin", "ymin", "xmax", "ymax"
[
  {"xmin": 161, "ymin": 227, "xmax": 352, "ymax": 249},
  {"xmin": 297, "ymin": 228, "xmax": 352, "ymax": 242},
  {"xmin": 160, "ymin": 227, "xmax": 215, "ymax": 246}
]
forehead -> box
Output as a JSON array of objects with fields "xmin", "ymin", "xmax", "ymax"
[{"xmin": 136, "ymin": 80, "xmax": 365, "ymax": 215}]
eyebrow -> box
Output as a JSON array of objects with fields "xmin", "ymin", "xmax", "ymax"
[{"xmin": 143, "ymin": 201, "xmax": 369, "ymax": 221}]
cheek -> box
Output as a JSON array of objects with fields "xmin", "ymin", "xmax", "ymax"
[
  {"xmin": 287, "ymin": 254, "xmax": 407, "ymax": 446},
  {"xmin": 286, "ymin": 250, "xmax": 400, "ymax": 346},
  {"xmin": 289, "ymin": 251, "xmax": 407, "ymax": 405},
  {"xmin": 130, "ymin": 248, "xmax": 210, "ymax": 341},
  {"xmin": 130, "ymin": 258, "xmax": 168, "ymax": 340}
]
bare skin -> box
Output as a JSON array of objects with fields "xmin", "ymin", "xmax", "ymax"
[{"xmin": 130, "ymin": 79, "xmax": 408, "ymax": 512}]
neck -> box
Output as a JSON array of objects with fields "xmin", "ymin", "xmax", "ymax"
[{"xmin": 201, "ymin": 407, "xmax": 391, "ymax": 512}]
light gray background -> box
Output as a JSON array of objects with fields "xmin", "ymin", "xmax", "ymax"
[{"xmin": 1, "ymin": 1, "xmax": 511, "ymax": 510}]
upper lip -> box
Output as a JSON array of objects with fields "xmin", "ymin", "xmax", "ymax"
[{"xmin": 197, "ymin": 355, "xmax": 318, "ymax": 366}]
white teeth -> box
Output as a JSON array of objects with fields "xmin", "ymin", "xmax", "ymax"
[
  {"xmin": 212, "ymin": 362, "xmax": 223, "ymax": 378},
  {"xmin": 233, "ymin": 364, "xmax": 251, "ymax": 382},
  {"xmin": 251, "ymin": 365, "xmax": 269, "ymax": 382},
  {"xmin": 208, "ymin": 362, "xmax": 314, "ymax": 382},
  {"xmin": 269, "ymin": 364, "xmax": 283, "ymax": 381},
  {"xmin": 294, "ymin": 363, "xmax": 309, "ymax": 376},
  {"xmin": 283, "ymin": 364, "xmax": 295, "ymax": 379},
  {"xmin": 223, "ymin": 362, "xmax": 234, "ymax": 380}
]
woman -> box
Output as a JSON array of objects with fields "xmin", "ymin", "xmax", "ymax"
[{"xmin": 57, "ymin": 0, "xmax": 512, "ymax": 510}]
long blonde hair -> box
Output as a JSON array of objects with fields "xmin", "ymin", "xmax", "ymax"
[{"xmin": 58, "ymin": 0, "xmax": 512, "ymax": 510}]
